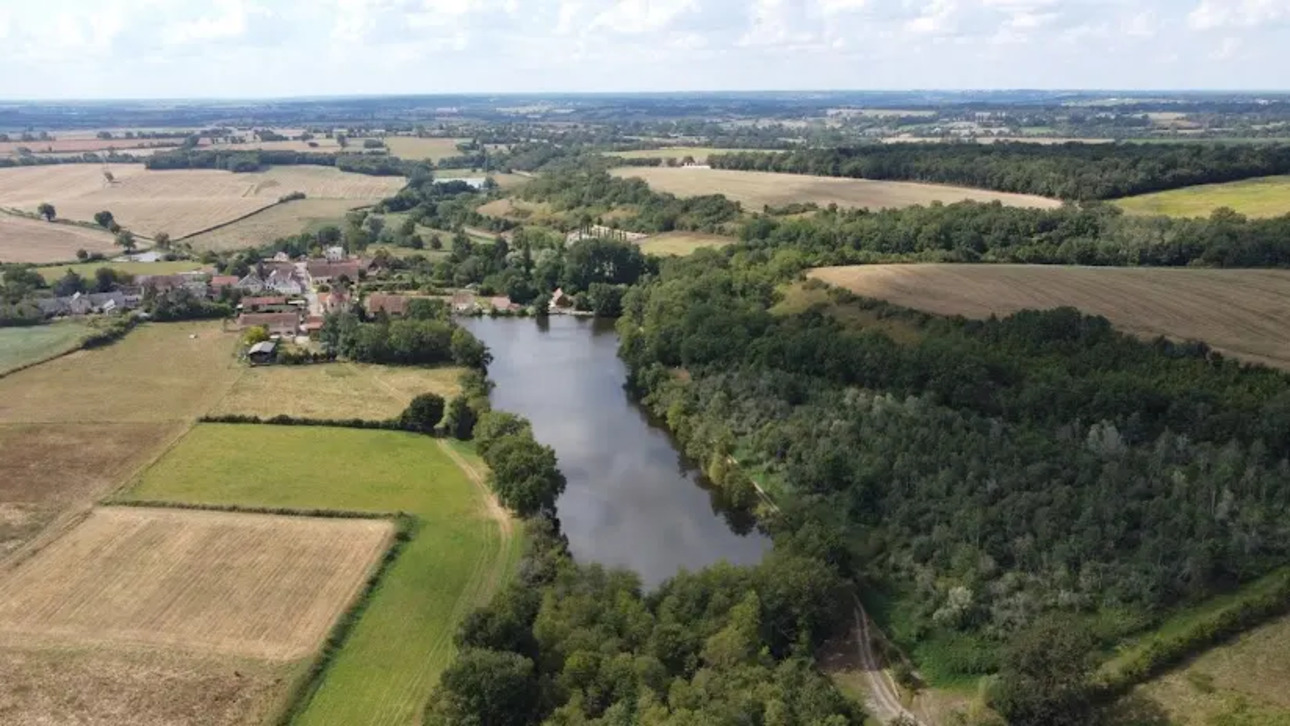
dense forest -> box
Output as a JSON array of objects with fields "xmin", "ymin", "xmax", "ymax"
[
  {"xmin": 708, "ymin": 143, "xmax": 1290, "ymax": 200},
  {"xmin": 741, "ymin": 202, "xmax": 1290, "ymax": 267},
  {"xmin": 615, "ymin": 247, "xmax": 1290, "ymax": 691}
]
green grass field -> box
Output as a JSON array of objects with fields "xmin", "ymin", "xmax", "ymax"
[
  {"xmin": 1115, "ymin": 175, "xmax": 1290, "ymax": 218},
  {"xmin": 0, "ymin": 323, "xmax": 91, "ymax": 374},
  {"xmin": 125, "ymin": 424, "xmax": 523, "ymax": 726},
  {"xmin": 37, "ymin": 259, "xmax": 209, "ymax": 282},
  {"xmin": 638, "ymin": 231, "xmax": 736, "ymax": 256}
]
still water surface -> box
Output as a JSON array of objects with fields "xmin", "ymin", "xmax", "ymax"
[{"xmin": 464, "ymin": 316, "xmax": 771, "ymax": 588}]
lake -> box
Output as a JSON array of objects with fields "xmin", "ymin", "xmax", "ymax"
[{"xmin": 463, "ymin": 316, "xmax": 771, "ymax": 588}]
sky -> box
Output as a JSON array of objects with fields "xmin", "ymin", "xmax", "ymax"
[{"xmin": 0, "ymin": 0, "xmax": 1285, "ymax": 99}]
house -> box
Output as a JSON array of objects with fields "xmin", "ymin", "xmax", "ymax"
[
  {"xmin": 210, "ymin": 275, "xmax": 239, "ymax": 294},
  {"xmin": 367, "ymin": 293, "xmax": 411, "ymax": 317},
  {"xmin": 322, "ymin": 287, "xmax": 351, "ymax": 314},
  {"xmin": 302, "ymin": 316, "xmax": 326, "ymax": 338},
  {"xmin": 549, "ymin": 288, "xmax": 573, "ymax": 312},
  {"xmin": 247, "ymin": 340, "xmax": 277, "ymax": 366},
  {"xmin": 240, "ymin": 296, "xmax": 288, "ymax": 312},
  {"xmin": 271, "ymin": 251, "xmax": 292, "ymax": 263},
  {"xmin": 235, "ymin": 272, "xmax": 266, "ymax": 294},
  {"xmin": 306, "ymin": 259, "xmax": 368, "ymax": 286},
  {"xmin": 489, "ymin": 295, "xmax": 520, "ymax": 313},
  {"xmin": 264, "ymin": 268, "xmax": 304, "ymax": 295},
  {"xmin": 451, "ymin": 291, "xmax": 476, "ymax": 314},
  {"xmin": 324, "ymin": 246, "xmax": 346, "ymax": 262},
  {"xmin": 237, "ymin": 312, "xmax": 300, "ymax": 337}
]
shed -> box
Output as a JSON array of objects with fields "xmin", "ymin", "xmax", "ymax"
[{"xmin": 248, "ymin": 341, "xmax": 277, "ymax": 366}]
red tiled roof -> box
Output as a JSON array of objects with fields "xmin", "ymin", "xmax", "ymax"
[
  {"xmin": 210, "ymin": 275, "xmax": 239, "ymax": 287},
  {"xmin": 367, "ymin": 294, "xmax": 411, "ymax": 316},
  {"xmin": 242, "ymin": 296, "xmax": 287, "ymax": 307}
]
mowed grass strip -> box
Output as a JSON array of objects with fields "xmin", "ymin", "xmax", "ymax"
[
  {"xmin": 125, "ymin": 424, "xmax": 522, "ymax": 726},
  {"xmin": 0, "ymin": 321, "xmax": 242, "ymax": 423},
  {"xmin": 0, "ymin": 323, "xmax": 91, "ymax": 374},
  {"xmin": 36, "ymin": 260, "xmax": 211, "ymax": 282},
  {"xmin": 809, "ymin": 264, "xmax": 1290, "ymax": 370},
  {"xmin": 1115, "ymin": 175, "xmax": 1290, "ymax": 218},
  {"xmin": 209, "ymin": 363, "xmax": 466, "ymax": 420},
  {"xmin": 611, "ymin": 167, "xmax": 1062, "ymax": 211}
]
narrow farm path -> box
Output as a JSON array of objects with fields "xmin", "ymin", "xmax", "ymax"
[{"xmin": 853, "ymin": 598, "xmax": 924, "ymax": 725}]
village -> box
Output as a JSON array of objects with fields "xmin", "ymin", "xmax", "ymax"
[{"xmin": 31, "ymin": 243, "xmax": 583, "ymax": 365}]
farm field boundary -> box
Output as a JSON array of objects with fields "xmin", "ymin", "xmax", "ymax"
[
  {"xmin": 808, "ymin": 264, "xmax": 1290, "ymax": 370},
  {"xmin": 123, "ymin": 424, "xmax": 523, "ymax": 726}
]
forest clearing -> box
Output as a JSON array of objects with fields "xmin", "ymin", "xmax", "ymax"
[
  {"xmin": 0, "ymin": 212, "xmax": 119, "ymax": 263},
  {"xmin": 809, "ymin": 264, "xmax": 1290, "ymax": 370},
  {"xmin": 127, "ymin": 424, "xmax": 523, "ymax": 726},
  {"xmin": 638, "ymin": 231, "xmax": 736, "ymax": 256},
  {"xmin": 0, "ymin": 164, "xmax": 403, "ymax": 239},
  {"xmin": 1114, "ymin": 175, "xmax": 1290, "ymax": 218},
  {"xmin": 210, "ymin": 362, "xmax": 466, "ymax": 420},
  {"xmin": 0, "ymin": 506, "xmax": 392, "ymax": 660},
  {"xmin": 611, "ymin": 167, "xmax": 1062, "ymax": 211}
]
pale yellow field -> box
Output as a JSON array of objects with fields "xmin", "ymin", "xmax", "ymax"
[
  {"xmin": 186, "ymin": 198, "xmax": 371, "ymax": 251},
  {"xmin": 0, "ymin": 321, "xmax": 242, "ymax": 424},
  {"xmin": 1125, "ymin": 612, "xmax": 1290, "ymax": 724},
  {"xmin": 810, "ymin": 264, "xmax": 1290, "ymax": 369},
  {"xmin": 0, "ymin": 213, "xmax": 119, "ymax": 262},
  {"xmin": 0, "ymin": 643, "xmax": 292, "ymax": 726},
  {"xmin": 0, "ymin": 506, "xmax": 392, "ymax": 660},
  {"xmin": 210, "ymin": 362, "xmax": 465, "ymax": 420},
  {"xmin": 612, "ymin": 167, "xmax": 1061, "ymax": 211},
  {"xmin": 639, "ymin": 231, "xmax": 735, "ymax": 256},
  {"xmin": 0, "ymin": 165, "xmax": 404, "ymax": 239},
  {"xmin": 608, "ymin": 147, "xmax": 761, "ymax": 163},
  {"xmin": 385, "ymin": 136, "xmax": 469, "ymax": 161}
]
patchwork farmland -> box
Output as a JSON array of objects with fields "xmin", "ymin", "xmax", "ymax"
[
  {"xmin": 0, "ymin": 212, "xmax": 119, "ymax": 263},
  {"xmin": 809, "ymin": 264, "xmax": 1290, "ymax": 370},
  {"xmin": 611, "ymin": 166, "xmax": 1062, "ymax": 211},
  {"xmin": 0, "ymin": 164, "xmax": 403, "ymax": 239}
]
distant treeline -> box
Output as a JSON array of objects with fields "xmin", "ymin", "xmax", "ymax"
[
  {"xmin": 709, "ymin": 143, "xmax": 1290, "ymax": 200},
  {"xmin": 145, "ymin": 149, "xmax": 413, "ymax": 176},
  {"xmin": 742, "ymin": 202, "xmax": 1290, "ymax": 267}
]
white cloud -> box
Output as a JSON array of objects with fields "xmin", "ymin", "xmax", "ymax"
[
  {"xmin": 0, "ymin": 0, "xmax": 1282, "ymax": 97},
  {"xmin": 1188, "ymin": 0, "xmax": 1290, "ymax": 30}
]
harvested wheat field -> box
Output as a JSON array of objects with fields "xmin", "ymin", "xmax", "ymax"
[
  {"xmin": 186, "ymin": 198, "xmax": 370, "ymax": 251},
  {"xmin": 0, "ymin": 642, "xmax": 292, "ymax": 726},
  {"xmin": 210, "ymin": 362, "xmax": 465, "ymax": 420},
  {"xmin": 613, "ymin": 167, "xmax": 1061, "ymax": 211},
  {"xmin": 0, "ymin": 164, "xmax": 404, "ymax": 239},
  {"xmin": 384, "ymin": 136, "xmax": 467, "ymax": 161},
  {"xmin": 0, "ymin": 213, "xmax": 119, "ymax": 263},
  {"xmin": 0, "ymin": 506, "xmax": 392, "ymax": 659},
  {"xmin": 0, "ymin": 138, "xmax": 173, "ymax": 156},
  {"xmin": 0, "ymin": 321, "xmax": 242, "ymax": 423},
  {"xmin": 0, "ymin": 422, "xmax": 182, "ymax": 558},
  {"xmin": 810, "ymin": 264, "xmax": 1290, "ymax": 369}
]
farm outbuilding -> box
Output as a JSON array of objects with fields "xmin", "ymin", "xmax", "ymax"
[{"xmin": 247, "ymin": 341, "xmax": 277, "ymax": 366}]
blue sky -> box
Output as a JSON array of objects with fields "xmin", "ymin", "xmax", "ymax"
[{"xmin": 0, "ymin": 0, "xmax": 1285, "ymax": 99}]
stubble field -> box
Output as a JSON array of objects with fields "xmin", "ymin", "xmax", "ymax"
[
  {"xmin": 0, "ymin": 213, "xmax": 120, "ymax": 262},
  {"xmin": 611, "ymin": 167, "xmax": 1062, "ymax": 211},
  {"xmin": 0, "ymin": 506, "xmax": 393, "ymax": 660},
  {"xmin": 0, "ymin": 164, "xmax": 404, "ymax": 239},
  {"xmin": 210, "ymin": 362, "xmax": 466, "ymax": 420},
  {"xmin": 185, "ymin": 198, "xmax": 371, "ymax": 251},
  {"xmin": 809, "ymin": 264, "xmax": 1290, "ymax": 369},
  {"xmin": 384, "ymin": 136, "xmax": 468, "ymax": 161}
]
